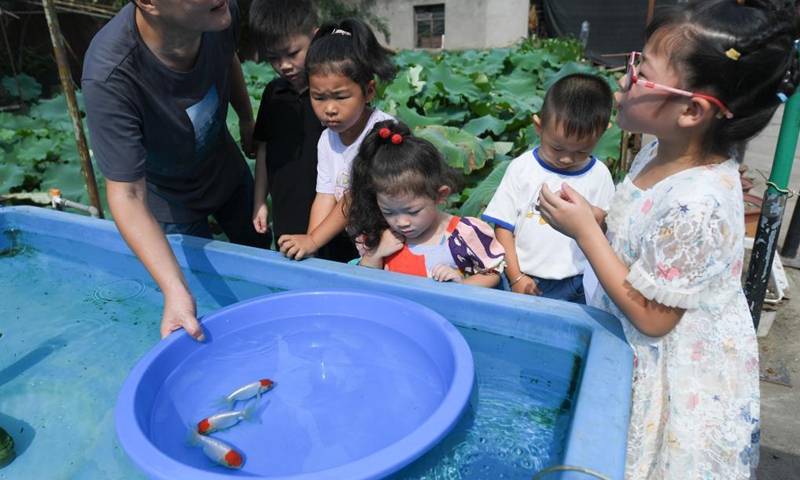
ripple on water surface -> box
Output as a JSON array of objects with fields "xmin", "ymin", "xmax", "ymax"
[{"xmin": 90, "ymin": 278, "xmax": 148, "ymax": 304}]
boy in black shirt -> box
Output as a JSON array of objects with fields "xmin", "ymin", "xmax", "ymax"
[{"xmin": 249, "ymin": 0, "xmax": 319, "ymax": 245}]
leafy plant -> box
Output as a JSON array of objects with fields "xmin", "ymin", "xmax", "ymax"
[
  {"xmin": 415, "ymin": 125, "xmax": 495, "ymax": 174},
  {"xmin": 1, "ymin": 73, "xmax": 42, "ymax": 103},
  {"xmin": 0, "ymin": 80, "xmax": 108, "ymax": 216}
]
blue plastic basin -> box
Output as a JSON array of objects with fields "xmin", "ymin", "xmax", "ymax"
[{"xmin": 115, "ymin": 289, "xmax": 475, "ymax": 480}]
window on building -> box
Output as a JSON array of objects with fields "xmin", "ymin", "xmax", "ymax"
[{"xmin": 415, "ymin": 5, "xmax": 445, "ymax": 49}]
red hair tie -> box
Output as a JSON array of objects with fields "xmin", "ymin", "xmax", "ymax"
[
  {"xmin": 378, "ymin": 128, "xmax": 391, "ymax": 139},
  {"xmin": 391, "ymin": 133, "xmax": 402, "ymax": 145}
]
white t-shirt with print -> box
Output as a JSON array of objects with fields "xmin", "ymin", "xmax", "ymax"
[
  {"xmin": 316, "ymin": 108, "xmax": 395, "ymax": 201},
  {"xmin": 482, "ymin": 147, "xmax": 615, "ymax": 280}
]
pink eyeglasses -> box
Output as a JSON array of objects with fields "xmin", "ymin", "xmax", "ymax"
[{"xmin": 625, "ymin": 51, "xmax": 734, "ymax": 119}]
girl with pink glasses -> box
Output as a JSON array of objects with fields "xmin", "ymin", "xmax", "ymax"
[{"xmin": 539, "ymin": 0, "xmax": 798, "ymax": 478}]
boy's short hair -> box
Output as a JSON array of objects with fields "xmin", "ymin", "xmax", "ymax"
[
  {"xmin": 540, "ymin": 73, "xmax": 613, "ymax": 139},
  {"xmin": 249, "ymin": 0, "xmax": 317, "ymax": 50}
]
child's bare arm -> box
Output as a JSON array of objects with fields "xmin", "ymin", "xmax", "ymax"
[
  {"xmin": 539, "ymin": 183, "xmax": 684, "ymax": 336},
  {"xmin": 463, "ymin": 272, "xmax": 501, "ymax": 288},
  {"xmin": 495, "ymin": 226, "xmax": 541, "ymax": 295},
  {"xmin": 430, "ymin": 265, "xmax": 500, "ymax": 288},
  {"xmin": 308, "ymin": 196, "xmax": 348, "ymax": 248},
  {"xmin": 495, "ymin": 227, "xmax": 520, "ymax": 278},
  {"xmin": 574, "ymin": 225, "xmax": 683, "ymax": 335},
  {"xmin": 277, "ymin": 193, "xmax": 337, "ymax": 259},
  {"xmin": 307, "ymin": 193, "xmax": 337, "ymax": 233},
  {"xmin": 252, "ymin": 142, "xmax": 269, "ymax": 233},
  {"xmin": 591, "ymin": 205, "xmax": 608, "ymax": 233}
]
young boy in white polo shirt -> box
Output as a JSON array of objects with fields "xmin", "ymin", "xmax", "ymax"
[{"xmin": 482, "ymin": 73, "xmax": 614, "ymax": 304}]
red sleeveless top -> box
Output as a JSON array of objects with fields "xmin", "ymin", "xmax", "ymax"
[{"xmin": 384, "ymin": 216, "xmax": 462, "ymax": 277}]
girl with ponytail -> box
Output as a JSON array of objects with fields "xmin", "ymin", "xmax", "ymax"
[{"xmin": 348, "ymin": 120, "xmax": 505, "ymax": 287}]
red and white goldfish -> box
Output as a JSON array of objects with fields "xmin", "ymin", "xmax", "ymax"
[
  {"xmin": 220, "ymin": 379, "xmax": 275, "ymax": 408},
  {"xmin": 197, "ymin": 403, "xmax": 259, "ymax": 435},
  {"xmin": 188, "ymin": 430, "xmax": 244, "ymax": 469}
]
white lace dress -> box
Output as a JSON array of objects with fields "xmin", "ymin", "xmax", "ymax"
[{"xmin": 591, "ymin": 141, "xmax": 760, "ymax": 479}]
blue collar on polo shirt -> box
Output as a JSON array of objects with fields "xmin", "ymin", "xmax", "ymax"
[{"xmin": 533, "ymin": 147, "xmax": 596, "ymax": 176}]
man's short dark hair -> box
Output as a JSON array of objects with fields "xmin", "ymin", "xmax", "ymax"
[
  {"xmin": 540, "ymin": 73, "xmax": 613, "ymax": 139},
  {"xmin": 249, "ymin": 0, "xmax": 317, "ymax": 50}
]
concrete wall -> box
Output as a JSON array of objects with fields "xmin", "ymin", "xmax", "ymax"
[
  {"xmin": 484, "ymin": 0, "xmax": 529, "ymax": 48},
  {"xmin": 369, "ymin": 0, "xmax": 529, "ymax": 50}
]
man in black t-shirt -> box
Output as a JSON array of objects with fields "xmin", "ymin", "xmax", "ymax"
[{"xmin": 83, "ymin": 0, "xmax": 268, "ymax": 342}]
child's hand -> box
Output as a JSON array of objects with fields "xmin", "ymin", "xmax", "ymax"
[
  {"xmin": 252, "ymin": 201, "xmax": 269, "ymax": 234},
  {"xmin": 511, "ymin": 274, "xmax": 542, "ymax": 296},
  {"xmin": 277, "ymin": 234, "xmax": 318, "ymax": 260},
  {"xmin": 374, "ymin": 229, "xmax": 405, "ymax": 258},
  {"xmin": 431, "ymin": 264, "xmax": 464, "ymax": 283},
  {"xmin": 539, "ymin": 183, "xmax": 598, "ymax": 241},
  {"xmin": 360, "ymin": 229, "xmax": 404, "ymax": 269}
]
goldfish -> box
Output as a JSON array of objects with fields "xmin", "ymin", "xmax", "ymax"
[
  {"xmin": 197, "ymin": 402, "xmax": 259, "ymax": 435},
  {"xmin": 188, "ymin": 430, "xmax": 244, "ymax": 469},
  {"xmin": 219, "ymin": 379, "xmax": 275, "ymax": 408}
]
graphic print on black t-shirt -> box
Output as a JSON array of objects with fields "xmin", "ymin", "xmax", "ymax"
[
  {"xmin": 186, "ymin": 85, "xmax": 223, "ymax": 157},
  {"xmin": 82, "ymin": 1, "xmax": 246, "ymax": 223}
]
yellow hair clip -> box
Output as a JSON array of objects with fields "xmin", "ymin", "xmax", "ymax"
[{"xmin": 725, "ymin": 48, "xmax": 741, "ymax": 61}]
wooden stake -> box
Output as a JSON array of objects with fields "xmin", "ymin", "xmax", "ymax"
[{"xmin": 41, "ymin": 0, "xmax": 104, "ymax": 217}]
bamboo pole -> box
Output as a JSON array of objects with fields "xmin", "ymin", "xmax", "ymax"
[{"xmin": 40, "ymin": 0, "xmax": 104, "ymax": 218}]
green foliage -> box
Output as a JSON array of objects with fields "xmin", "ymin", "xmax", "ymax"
[
  {"xmin": 0, "ymin": 79, "xmax": 108, "ymax": 216},
  {"xmin": 415, "ymin": 125, "xmax": 495, "ymax": 174},
  {"xmin": 2, "ymin": 74, "xmax": 42, "ymax": 102},
  {"xmin": 240, "ymin": 61, "xmax": 279, "ymax": 101},
  {"xmin": 6, "ymin": 38, "xmax": 622, "ymax": 221},
  {"xmin": 0, "ymin": 47, "xmax": 55, "ymax": 101}
]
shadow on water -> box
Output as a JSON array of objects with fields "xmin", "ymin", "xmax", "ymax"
[
  {"xmin": 0, "ymin": 413, "xmax": 36, "ymax": 464},
  {"xmin": 0, "ymin": 335, "xmax": 67, "ymax": 388}
]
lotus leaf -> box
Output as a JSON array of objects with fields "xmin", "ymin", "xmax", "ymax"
[
  {"xmin": 396, "ymin": 105, "xmax": 444, "ymax": 129},
  {"xmin": 2, "ymin": 74, "xmax": 41, "ymax": 102},
  {"xmin": 463, "ymin": 115, "xmax": 507, "ymax": 137},
  {"xmin": 0, "ymin": 160, "xmax": 27, "ymax": 194},
  {"xmin": 416, "ymin": 125, "xmax": 494, "ymax": 174},
  {"xmin": 457, "ymin": 160, "xmax": 511, "ymax": 218}
]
